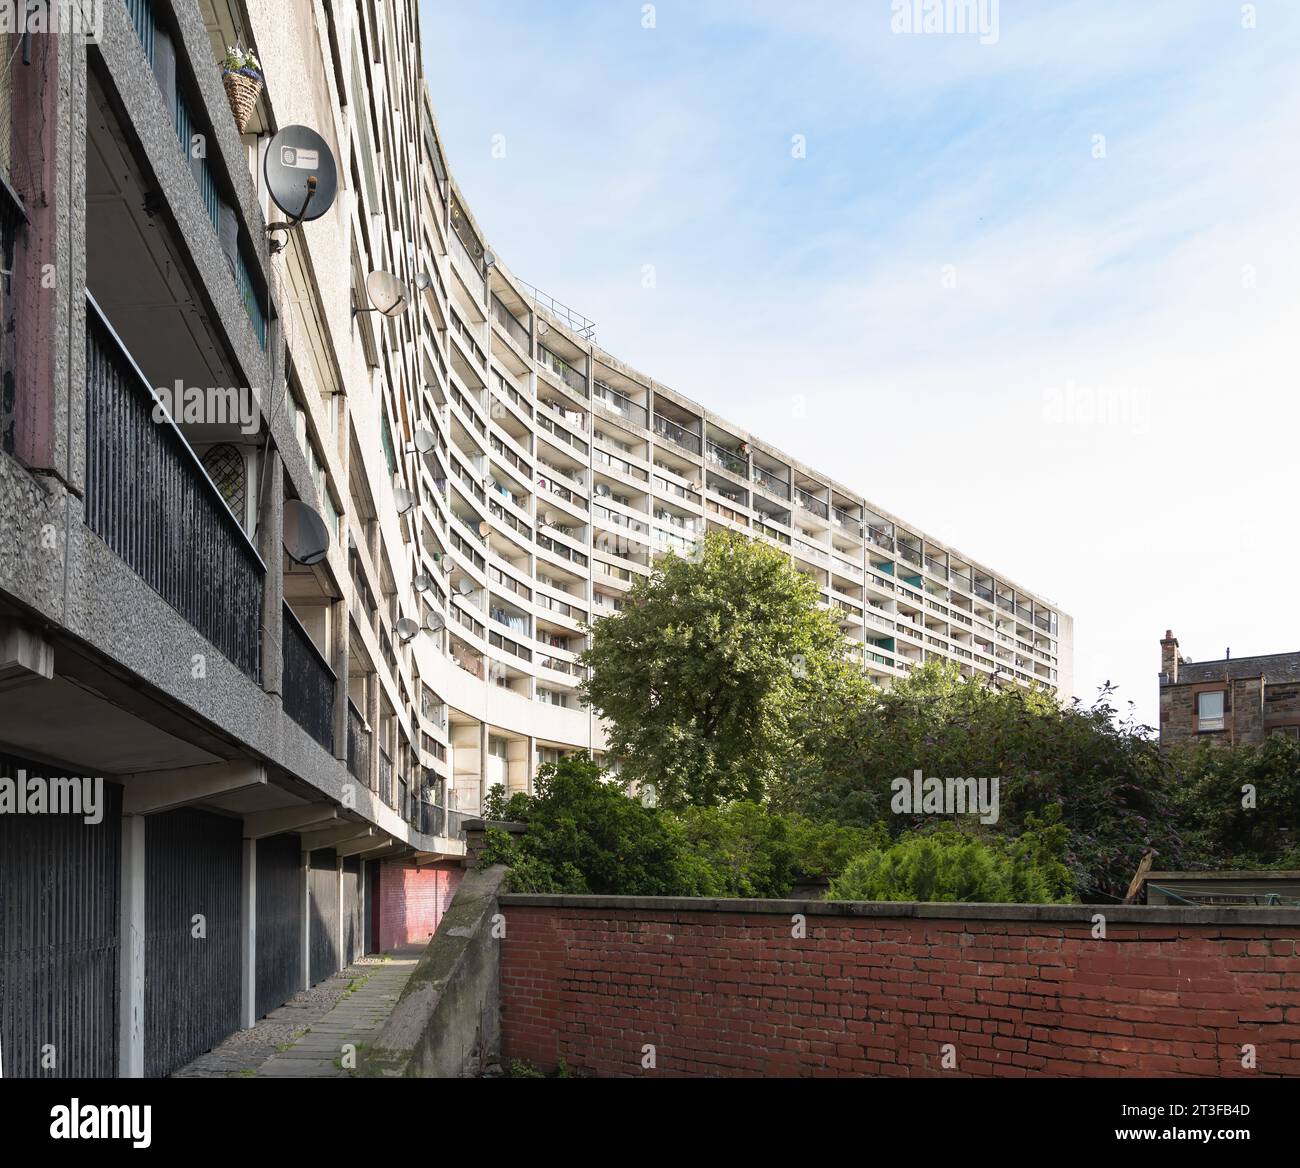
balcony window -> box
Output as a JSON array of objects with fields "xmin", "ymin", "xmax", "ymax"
[{"xmin": 1197, "ymin": 691, "xmax": 1225, "ymax": 732}]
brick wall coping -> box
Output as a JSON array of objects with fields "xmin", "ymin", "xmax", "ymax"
[
  {"xmin": 498, "ymin": 893, "xmax": 1300, "ymax": 928},
  {"xmin": 1148, "ymin": 869, "xmax": 1300, "ymax": 880}
]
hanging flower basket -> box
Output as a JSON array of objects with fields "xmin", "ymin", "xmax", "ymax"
[{"xmin": 221, "ymin": 47, "xmax": 264, "ymax": 135}]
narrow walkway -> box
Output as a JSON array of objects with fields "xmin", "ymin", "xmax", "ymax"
[
  {"xmin": 172, "ymin": 947, "xmax": 423, "ymax": 1079},
  {"xmin": 255, "ymin": 948, "xmax": 421, "ymax": 1077}
]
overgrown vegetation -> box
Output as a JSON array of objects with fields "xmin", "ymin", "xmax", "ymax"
[
  {"xmin": 481, "ymin": 532, "xmax": 1300, "ymax": 904},
  {"xmin": 1166, "ymin": 734, "xmax": 1300, "ymax": 869},
  {"xmin": 828, "ymin": 813, "xmax": 1073, "ymax": 904}
]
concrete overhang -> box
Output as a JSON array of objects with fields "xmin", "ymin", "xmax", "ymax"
[{"xmin": 121, "ymin": 761, "xmax": 266, "ymax": 815}]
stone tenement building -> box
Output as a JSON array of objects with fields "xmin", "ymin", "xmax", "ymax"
[{"xmin": 1159, "ymin": 631, "xmax": 1300, "ymax": 747}]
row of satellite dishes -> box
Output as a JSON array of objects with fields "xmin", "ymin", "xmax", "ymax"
[
  {"xmin": 262, "ymin": 125, "xmax": 439, "ymax": 318},
  {"xmin": 267, "ymin": 126, "xmax": 570, "ymax": 647}
]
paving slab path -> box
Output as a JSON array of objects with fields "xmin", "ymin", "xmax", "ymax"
[{"xmin": 172, "ymin": 947, "xmax": 424, "ymax": 1079}]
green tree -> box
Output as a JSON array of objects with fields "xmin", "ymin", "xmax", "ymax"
[
  {"xmin": 581, "ymin": 530, "xmax": 868, "ymax": 808},
  {"xmin": 1168, "ymin": 734, "xmax": 1300, "ymax": 869}
]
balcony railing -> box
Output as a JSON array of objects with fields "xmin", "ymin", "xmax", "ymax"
[
  {"xmin": 752, "ymin": 465, "xmax": 790, "ymax": 499},
  {"xmin": 653, "ymin": 413, "xmax": 702, "ymax": 454},
  {"xmin": 538, "ymin": 346, "xmax": 588, "ymax": 396},
  {"xmin": 897, "ymin": 544, "xmax": 922, "ymax": 566},
  {"xmin": 449, "ymin": 227, "xmax": 486, "ymax": 296},
  {"xmin": 593, "ymin": 381, "xmax": 648, "ymax": 428},
  {"xmin": 379, "ymin": 749, "xmax": 393, "ymax": 807},
  {"xmin": 84, "ymin": 293, "xmax": 265, "ymax": 681},
  {"xmin": 282, "ymin": 603, "xmax": 335, "ymax": 751},
  {"xmin": 866, "ymin": 525, "xmax": 894, "ymax": 551},
  {"xmin": 347, "ymin": 702, "xmax": 371, "ymax": 784},
  {"xmin": 491, "ymin": 294, "xmax": 531, "ymax": 351},
  {"xmin": 706, "ymin": 441, "xmax": 747, "ymax": 477},
  {"xmin": 832, "ymin": 507, "xmax": 862, "ymax": 536},
  {"xmin": 794, "ymin": 487, "xmax": 829, "ymax": 519},
  {"xmin": 414, "ymin": 801, "xmax": 448, "ymax": 838}
]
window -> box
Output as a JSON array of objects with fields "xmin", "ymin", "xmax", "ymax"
[{"xmin": 1197, "ymin": 691, "xmax": 1225, "ymax": 732}]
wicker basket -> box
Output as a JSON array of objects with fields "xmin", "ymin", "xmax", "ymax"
[{"xmin": 222, "ymin": 71, "xmax": 263, "ymax": 135}]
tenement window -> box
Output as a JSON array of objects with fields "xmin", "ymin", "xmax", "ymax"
[{"xmin": 1197, "ymin": 691, "xmax": 1225, "ymax": 732}]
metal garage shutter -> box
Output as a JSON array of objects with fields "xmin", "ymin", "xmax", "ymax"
[
  {"xmin": 0, "ymin": 754, "xmax": 121, "ymax": 1078},
  {"xmin": 144, "ymin": 807, "xmax": 241, "ymax": 1077},
  {"xmin": 255, "ymin": 833, "xmax": 302, "ymax": 1018}
]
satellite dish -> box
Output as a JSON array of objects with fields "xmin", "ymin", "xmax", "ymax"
[
  {"xmin": 536, "ymin": 320, "xmax": 549, "ymax": 336},
  {"xmin": 424, "ymin": 613, "xmax": 445, "ymax": 634},
  {"xmin": 483, "ymin": 250, "xmax": 497, "ymax": 268},
  {"xmin": 478, "ymin": 520, "xmax": 490, "ymax": 537},
  {"xmin": 457, "ymin": 578, "xmax": 474, "ymax": 596},
  {"xmin": 283, "ymin": 499, "xmax": 331, "ymax": 565},
  {"xmin": 543, "ymin": 511, "xmax": 555, "ymax": 526},
  {"xmin": 393, "ymin": 488, "xmax": 416, "ymax": 515},
  {"xmin": 263, "ymin": 126, "xmax": 338, "ymax": 252},
  {"xmin": 596, "ymin": 483, "xmax": 610, "ymax": 496},
  {"xmin": 413, "ymin": 573, "xmax": 433, "ymax": 593},
  {"xmin": 414, "ymin": 272, "xmax": 433, "ymax": 291},
  {"xmin": 364, "ymin": 270, "xmax": 411, "ymax": 317},
  {"xmin": 411, "ymin": 428, "xmax": 436, "ymax": 454},
  {"xmin": 395, "ymin": 618, "xmax": 420, "ymax": 643}
]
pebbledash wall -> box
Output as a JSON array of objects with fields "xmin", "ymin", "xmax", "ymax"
[{"xmin": 498, "ymin": 897, "xmax": 1300, "ymax": 1077}]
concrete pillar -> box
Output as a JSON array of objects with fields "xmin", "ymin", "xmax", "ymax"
[
  {"xmin": 259, "ymin": 451, "xmax": 284, "ymax": 696},
  {"xmin": 337, "ymin": 855, "xmax": 345, "ymax": 972},
  {"xmin": 451, "ymin": 722, "xmax": 482, "ymax": 813},
  {"xmin": 118, "ymin": 816, "xmax": 146, "ymax": 1078},
  {"xmin": 300, "ymin": 848, "xmax": 311, "ymax": 991},
  {"xmin": 240, "ymin": 839, "xmax": 257, "ymax": 1029},
  {"xmin": 367, "ymin": 676, "xmax": 381, "ymax": 796},
  {"xmin": 8, "ymin": 0, "xmax": 86, "ymax": 483},
  {"xmin": 359, "ymin": 859, "xmax": 369, "ymax": 956},
  {"xmin": 332, "ymin": 597, "xmax": 349, "ymax": 763},
  {"xmin": 507, "ymin": 736, "xmax": 530, "ymax": 795}
]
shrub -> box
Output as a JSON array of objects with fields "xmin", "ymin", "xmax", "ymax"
[
  {"xmin": 827, "ymin": 817, "xmax": 1074, "ymax": 905},
  {"xmin": 478, "ymin": 755, "xmax": 710, "ymax": 895}
]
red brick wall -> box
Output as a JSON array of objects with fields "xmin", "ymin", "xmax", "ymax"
[
  {"xmin": 499, "ymin": 904, "xmax": 1300, "ymax": 1077},
  {"xmin": 376, "ymin": 860, "xmax": 463, "ymax": 952}
]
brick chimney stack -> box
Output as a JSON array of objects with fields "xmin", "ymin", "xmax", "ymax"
[{"xmin": 1160, "ymin": 629, "xmax": 1180, "ymax": 685}]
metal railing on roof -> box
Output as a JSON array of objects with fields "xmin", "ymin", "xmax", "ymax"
[{"xmin": 518, "ymin": 279, "xmax": 597, "ymax": 340}]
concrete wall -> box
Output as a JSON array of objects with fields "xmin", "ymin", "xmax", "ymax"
[
  {"xmin": 498, "ymin": 896, "xmax": 1300, "ymax": 1078},
  {"xmin": 364, "ymin": 864, "xmax": 507, "ymax": 1078}
]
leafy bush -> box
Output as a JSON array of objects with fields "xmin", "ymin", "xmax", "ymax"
[
  {"xmin": 479, "ymin": 755, "xmax": 712, "ymax": 896},
  {"xmin": 828, "ymin": 815, "xmax": 1074, "ymax": 904},
  {"xmin": 480, "ymin": 759, "xmax": 893, "ymax": 898},
  {"xmin": 778, "ymin": 660, "xmax": 1182, "ymax": 901}
]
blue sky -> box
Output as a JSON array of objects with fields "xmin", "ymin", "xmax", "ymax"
[{"xmin": 421, "ymin": 0, "xmax": 1300, "ymax": 727}]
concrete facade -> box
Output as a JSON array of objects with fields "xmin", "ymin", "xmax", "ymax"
[{"xmin": 1, "ymin": 0, "xmax": 1068, "ymax": 1077}]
